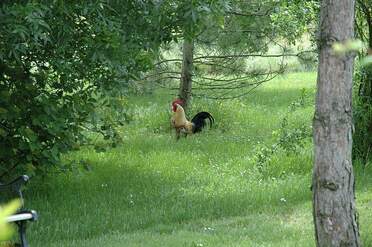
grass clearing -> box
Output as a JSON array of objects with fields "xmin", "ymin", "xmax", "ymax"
[{"xmin": 24, "ymin": 72, "xmax": 372, "ymax": 246}]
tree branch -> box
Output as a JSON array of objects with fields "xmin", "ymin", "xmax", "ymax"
[{"xmin": 193, "ymin": 50, "xmax": 315, "ymax": 61}]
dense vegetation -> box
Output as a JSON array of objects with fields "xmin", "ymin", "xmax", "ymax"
[
  {"xmin": 0, "ymin": 1, "xmax": 159, "ymax": 177},
  {"xmin": 354, "ymin": 0, "xmax": 372, "ymax": 162},
  {"xmin": 0, "ymin": 0, "xmax": 215, "ymax": 177}
]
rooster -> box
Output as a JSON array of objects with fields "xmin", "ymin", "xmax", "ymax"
[{"xmin": 170, "ymin": 98, "xmax": 214, "ymax": 139}]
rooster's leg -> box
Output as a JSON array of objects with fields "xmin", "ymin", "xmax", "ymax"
[
  {"xmin": 176, "ymin": 128, "xmax": 181, "ymax": 140},
  {"xmin": 180, "ymin": 128, "xmax": 188, "ymax": 138}
]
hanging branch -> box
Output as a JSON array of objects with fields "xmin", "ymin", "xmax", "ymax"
[
  {"xmin": 154, "ymin": 50, "xmax": 315, "ymax": 66},
  {"xmin": 139, "ymin": 71, "xmax": 180, "ymax": 81},
  {"xmin": 193, "ymin": 51, "xmax": 314, "ymax": 61},
  {"xmin": 185, "ymin": 66, "xmax": 283, "ymax": 99},
  {"xmin": 193, "ymin": 72, "xmax": 281, "ymax": 100},
  {"xmin": 226, "ymin": 6, "xmax": 276, "ymax": 18},
  {"xmin": 145, "ymin": 42, "xmax": 314, "ymax": 100}
]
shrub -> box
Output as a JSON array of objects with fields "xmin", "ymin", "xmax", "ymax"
[
  {"xmin": 0, "ymin": 1, "xmax": 176, "ymax": 178},
  {"xmin": 353, "ymin": 62, "xmax": 372, "ymax": 164}
]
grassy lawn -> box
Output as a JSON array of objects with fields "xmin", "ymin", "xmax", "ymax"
[{"xmin": 25, "ymin": 72, "xmax": 372, "ymax": 246}]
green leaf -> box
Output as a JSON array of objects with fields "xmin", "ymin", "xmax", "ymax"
[
  {"xmin": 0, "ymin": 128, "xmax": 6, "ymax": 137},
  {"xmin": 0, "ymin": 200, "xmax": 21, "ymax": 241},
  {"xmin": 0, "ymin": 108, "xmax": 8, "ymax": 115},
  {"xmin": 332, "ymin": 39, "xmax": 364, "ymax": 55},
  {"xmin": 361, "ymin": 56, "xmax": 372, "ymax": 67}
]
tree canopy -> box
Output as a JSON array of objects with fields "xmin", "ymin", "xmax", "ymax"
[
  {"xmin": 0, "ymin": 0, "xmax": 319, "ymax": 177},
  {"xmin": 151, "ymin": 0, "xmax": 319, "ymax": 100},
  {"xmin": 0, "ymin": 0, "xmax": 196, "ymax": 177}
]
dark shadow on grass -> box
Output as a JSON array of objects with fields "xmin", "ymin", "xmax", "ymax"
[{"xmin": 26, "ymin": 159, "xmax": 313, "ymax": 245}]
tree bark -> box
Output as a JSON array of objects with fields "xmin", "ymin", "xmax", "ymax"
[
  {"xmin": 313, "ymin": 0, "xmax": 361, "ymax": 246},
  {"xmin": 178, "ymin": 39, "xmax": 194, "ymax": 111}
]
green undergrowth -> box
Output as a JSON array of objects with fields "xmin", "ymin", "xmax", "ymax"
[{"xmin": 22, "ymin": 72, "xmax": 372, "ymax": 246}]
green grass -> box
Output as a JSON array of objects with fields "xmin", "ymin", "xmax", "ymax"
[{"xmin": 23, "ymin": 72, "xmax": 372, "ymax": 246}]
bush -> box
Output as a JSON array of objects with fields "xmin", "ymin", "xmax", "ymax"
[
  {"xmin": 353, "ymin": 64, "xmax": 372, "ymax": 163},
  {"xmin": 0, "ymin": 1, "xmax": 177, "ymax": 178},
  {"xmin": 251, "ymin": 89, "xmax": 312, "ymax": 172}
]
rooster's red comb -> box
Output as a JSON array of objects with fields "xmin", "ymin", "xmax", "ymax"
[
  {"xmin": 172, "ymin": 98, "xmax": 184, "ymax": 112},
  {"xmin": 172, "ymin": 98, "xmax": 184, "ymax": 106}
]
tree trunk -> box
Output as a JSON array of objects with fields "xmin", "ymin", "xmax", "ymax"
[
  {"xmin": 357, "ymin": 0, "xmax": 372, "ymax": 102},
  {"xmin": 313, "ymin": 0, "xmax": 361, "ymax": 246},
  {"xmin": 178, "ymin": 39, "xmax": 194, "ymax": 111}
]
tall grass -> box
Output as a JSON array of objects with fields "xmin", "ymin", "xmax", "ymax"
[{"xmin": 23, "ymin": 72, "xmax": 372, "ymax": 247}]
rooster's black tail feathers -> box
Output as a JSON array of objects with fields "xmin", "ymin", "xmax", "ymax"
[{"xmin": 191, "ymin": 112, "xmax": 214, "ymax": 133}]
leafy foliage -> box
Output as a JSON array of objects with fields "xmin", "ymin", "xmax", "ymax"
[
  {"xmin": 355, "ymin": 0, "xmax": 372, "ymax": 48},
  {"xmin": 353, "ymin": 96, "xmax": 372, "ymax": 163},
  {"xmin": 250, "ymin": 89, "xmax": 312, "ymax": 170},
  {"xmin": 153, "ymin": 0, "xmax": 319, "ymax": 100},
  {"xmin": 0, "ymin": 1, "xmax": 182, "ymax": 177},
  {"xmin": 0, "ymin": 200, "xmax": 21, "ymax": 241},
  {"xmin": 271, "ymin": 0, "xmax": 319, "ymax": 44},
  {"xmin": 353, "ymin": 63, "xmax": 372, "ymax": 163},
  {"xmin": 353, "ymin": 0, "xmax": 372, "ymax": 163}
]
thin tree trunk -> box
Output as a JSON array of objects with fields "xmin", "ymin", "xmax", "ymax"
[
  {"xmin": 178, "ymin": 39, "xmax": 194, "ymax": 111},
  {"xmin": 313, "ymin": 0, "xmax": 360, "ymax": 246},
  {"xmin": 357, "ymin": 0, "xmax": 372, "ymax": 101}
]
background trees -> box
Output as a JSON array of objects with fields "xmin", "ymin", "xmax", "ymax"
[{"xmin": 151, "ymin": 0, "xmax": 318, "ymax": 105}]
